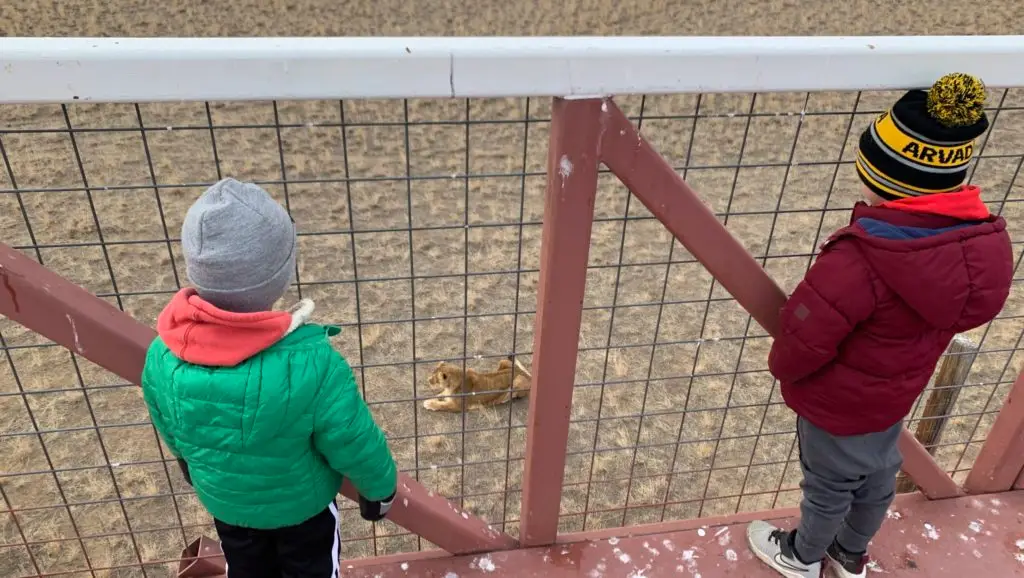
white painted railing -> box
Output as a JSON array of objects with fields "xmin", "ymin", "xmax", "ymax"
[{"xmin": 1, "ymin": 36, "xmax": 1024, "ymax": 103}]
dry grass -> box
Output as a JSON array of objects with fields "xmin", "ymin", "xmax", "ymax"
[{"xmin": 0, "ymin": 90, "xmax": 1022, "ymax": 578}]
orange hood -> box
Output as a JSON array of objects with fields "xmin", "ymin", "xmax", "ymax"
[{"xmin": 156, "ymin": 288, "xmax": 313, "ymax": 367}]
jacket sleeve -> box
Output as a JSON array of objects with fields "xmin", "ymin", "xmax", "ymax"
[
  {"xmin": 769, "ymin": 240, "xmax": 875, "ymax": 384},
  {"xmin": 313, "ymin": 353, "xmax": 398, "ymax": 502},
  {"xmin": 141, "ymin": 362, "xmax": 182, "ymax": 459}
]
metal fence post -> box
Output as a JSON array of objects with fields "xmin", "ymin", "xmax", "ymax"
[{"xmin": 518, "ymin": 97, "xmax": 604, "ymax": 547}]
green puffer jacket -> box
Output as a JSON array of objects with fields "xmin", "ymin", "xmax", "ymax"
[{"xmin": 141, "ymin": 289, "xmax": 397, "ymax": 530}]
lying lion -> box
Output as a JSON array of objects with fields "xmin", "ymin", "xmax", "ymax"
[{"xmin": 422, "ymin": 356, "xmax": 532, "ymax": 412}]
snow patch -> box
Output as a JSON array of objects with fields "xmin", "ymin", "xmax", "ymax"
[
  {"xmin": 558, "ymin": 155, "xmax": 573, "ymax": 179},
  {"xmin": 922, "ymin": 523, "xmax": 939, "ymax": 541},
  {"xmin": 400, "ymin": 563, "xmax": 409, "ymax": 571},
  {"xmin": 476, "ymin": 555, "xmax": 495, "ymax": 572},
  {"xmin": 724, "ymin": 549, "xmax": 737, "ymax": 562},
  {"xmin": 607, "ymin": 537, "xmax": 620, "ymax": 546},
  {"xmin": 886, "ymin": 509, "xmax": 902, "ymax": 520},
  {"xmin": 969, "ymin": 521, "xmax": 983, "ymax": 533},
  {"xmin": 697, "ymin": 528, "xmax": 706, "ymax": 537},
  {"xmin": 680, "ymin": 549, "xmax": 700, "ymax": 575}
]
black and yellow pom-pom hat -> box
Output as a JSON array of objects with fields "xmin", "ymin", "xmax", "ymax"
[{"xmin": 856, "ymin": 72, "xmax": 990, "ymax": 201}]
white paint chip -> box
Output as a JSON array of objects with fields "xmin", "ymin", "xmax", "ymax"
[{"xmin": 66, "ymin": 314, "xmax": 83, "ymax": 353}]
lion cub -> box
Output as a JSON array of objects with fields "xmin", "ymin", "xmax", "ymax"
[{"xmin": 423, "ymin": 356, "xmax": 532, "ymax": 412}]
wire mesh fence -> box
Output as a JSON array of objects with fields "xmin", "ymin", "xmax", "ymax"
[{"xmin": 0, "ymin": 89, "xmax": 1022, "ymax": 577}]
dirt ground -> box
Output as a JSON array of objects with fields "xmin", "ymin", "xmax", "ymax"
[{"xmin": 1, "ymin": 4, "xmax": 1023, "ymax": 578}]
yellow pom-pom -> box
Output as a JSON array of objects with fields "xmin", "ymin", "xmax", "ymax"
[{"xmin": 926, "ymin": 73, "xmax": 986, "ymax": 127}]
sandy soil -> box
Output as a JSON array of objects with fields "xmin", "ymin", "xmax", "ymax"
[{"xmin": 1, "ymin": 4, "xmax": 1023, "ymax": 578}]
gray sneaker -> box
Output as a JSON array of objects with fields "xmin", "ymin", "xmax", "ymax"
[{"xmin": 746, "ymin": 521, "xmax": 822, "ymax": 578}]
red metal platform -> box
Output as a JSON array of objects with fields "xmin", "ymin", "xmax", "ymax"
[{"xmin": 346, "ymin": 492, "xmax": 1024, "ymax": 577}]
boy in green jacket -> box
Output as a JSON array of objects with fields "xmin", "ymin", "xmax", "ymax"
[{"xmin": 142, "ymin": 178, "xmax": 398, "ymax": 578}]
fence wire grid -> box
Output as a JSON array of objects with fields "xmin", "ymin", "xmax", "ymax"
[{"xmin": 0, "ymin": 89, "xmax": 1022, "ymax": 578}]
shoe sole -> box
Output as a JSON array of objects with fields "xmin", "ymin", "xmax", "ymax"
[{"xmin": 745, "ymin": 531, "xmax": 813, "ymax": 578}]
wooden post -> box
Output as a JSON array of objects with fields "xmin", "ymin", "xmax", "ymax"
[{"xmin": 896, "ymin": 336, "xmax": 978, "ymax": 493}]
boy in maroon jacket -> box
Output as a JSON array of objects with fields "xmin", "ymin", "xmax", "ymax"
[{"xmin": 746, "ymin": 73, "xmax": 1013, "ymax": 578}]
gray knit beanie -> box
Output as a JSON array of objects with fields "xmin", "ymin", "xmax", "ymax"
[{"xmin": 182, "ymin": 178, "xmax": 297, "ymax": 313}]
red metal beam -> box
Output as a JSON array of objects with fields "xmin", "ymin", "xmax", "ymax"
[
  {"xmin": 599, "ymin": 100, "xmax": 784, "ymax": 336},
  {"xmin": 598, "ymin": 100, "xmax": 962, "ymax": 500},
  {"xmin": 897, "ymin": 429, "xmax": 964, "ymax": 499},
  {"xmin": 964, "ymin": 369, "xmax": 1024, "ymax": 494},
  {"xmin": 0, "ymin": 243, "xmax": 516, "ymax": 558},
  {"xmin": 518, "ymin": 97, "xmax": 604, "ymax": 547}
]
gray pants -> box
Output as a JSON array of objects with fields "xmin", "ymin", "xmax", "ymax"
[{"xmin": 794, "ymin": 417, "xmax": 903, "ymax": 562}]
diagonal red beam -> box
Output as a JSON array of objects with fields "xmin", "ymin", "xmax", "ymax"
[
  {"xmin": 964, "ymin": 369, "xmax": 1024, "ymax": 494},
  {"xmin": 0, "ymin": 244, "xmax": 516, "ymax": 556},
  {"xmin": 599, "ymin": 100, "xmax": 962, "ymax": 500}
]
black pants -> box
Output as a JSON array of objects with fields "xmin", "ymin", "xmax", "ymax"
[{"xmin": 215, "ymin": 501, "xmax": 340, "ymax": 578}]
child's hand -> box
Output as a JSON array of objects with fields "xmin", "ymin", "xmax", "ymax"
[{"xmin": 358, "ymin": 491, "xmax": 396, "ymax": 522}]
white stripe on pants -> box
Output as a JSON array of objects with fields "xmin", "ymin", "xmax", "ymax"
[{"xmin": 328, "ymin": 501, "xmax": 341, "ymax": 578}]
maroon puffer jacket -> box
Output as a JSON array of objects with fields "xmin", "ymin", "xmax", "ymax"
[{"xmin": 770, "ymin": 187, "xmax": 1013, "ymax": 436}]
